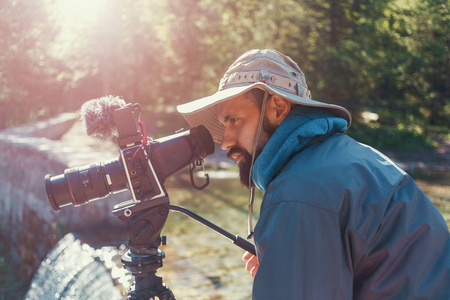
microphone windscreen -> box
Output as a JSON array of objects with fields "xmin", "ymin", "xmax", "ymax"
[{"xmin": 80, "ymin": 95, "xmax": 127, "ymax": 139}]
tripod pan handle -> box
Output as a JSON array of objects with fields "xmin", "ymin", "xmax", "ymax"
[{"xmin": 234, "ymin": 235, "xmax": 256, "ymax": 255}]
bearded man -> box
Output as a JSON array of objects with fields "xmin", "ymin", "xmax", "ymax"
[{"xmin": 177, "ymin": 49, "xmax": 449, "ymax": 299}]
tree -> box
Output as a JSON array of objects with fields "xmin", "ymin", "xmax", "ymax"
[
  {"xmin": 0, "ymin": 0, "xmax": 62, "ymax": 128},
  {"xmin": 385, "ymin": 0, "xmax": 449, "ymax": 125},
  {"xmin": 1, "ymin": 0, "xmax": 448, "ymax": 129}
]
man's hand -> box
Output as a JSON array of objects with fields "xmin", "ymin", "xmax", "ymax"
[{"xmin": 242, "ymin": 251, "xmax": 259, "ymax": 278}]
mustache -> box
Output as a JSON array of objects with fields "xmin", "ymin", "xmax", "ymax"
[{"xmin": 226, "ymin": 146, "xmax": 250, "ymax": 160}]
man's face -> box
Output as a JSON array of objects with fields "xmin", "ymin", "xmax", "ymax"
[{"xmin": 218, "ymin": 95, "xmax": 277, "ymax": 188}]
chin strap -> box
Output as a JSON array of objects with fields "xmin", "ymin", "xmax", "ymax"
[{"xmin": 246, "ymin": 91, "xmax": 270, "ymax": 240}]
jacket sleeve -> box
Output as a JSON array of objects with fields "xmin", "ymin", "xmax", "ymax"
[{"xmin": 253, "ymin": 200, "xmax": 354, "ymax": 300}]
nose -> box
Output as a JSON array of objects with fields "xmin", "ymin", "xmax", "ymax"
[{"xmin": 220, "ymin": 127, "xmax": 237, "ymax": 150}]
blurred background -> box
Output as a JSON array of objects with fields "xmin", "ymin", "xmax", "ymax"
[
  {"xmin": 0, "ymin": 0, "xmax": 448, "ymax": 299},
  {"xmin": 1, "ymin": 0, "xmax": 449, "ymax": 133}
]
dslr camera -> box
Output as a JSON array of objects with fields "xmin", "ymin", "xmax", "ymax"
[{"xmin": 45, "ymin": 102, "xmax": 214, "ymax": 212}]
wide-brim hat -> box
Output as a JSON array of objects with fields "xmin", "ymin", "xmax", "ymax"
[{"xmin": 177, "ymin": 49, "xmax": 352, "ymax": 143}]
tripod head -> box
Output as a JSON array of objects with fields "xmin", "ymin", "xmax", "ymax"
[{"xmin": 113, "ymin": 197, "xmax": 175, "ymax": 300}]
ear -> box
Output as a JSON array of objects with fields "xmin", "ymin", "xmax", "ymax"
[{"xmin": 265, "ymin": 95, "xmax": 291, "ymax": 126}]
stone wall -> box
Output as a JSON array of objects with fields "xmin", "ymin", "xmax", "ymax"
[{"xmin": 0, "ymin": 113, "xmax": 129, "ymax": 284}]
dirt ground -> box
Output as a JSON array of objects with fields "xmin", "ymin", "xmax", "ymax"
[{"xmin": 386, "ymin": 134, "xmax": 450, "ymax": 174}]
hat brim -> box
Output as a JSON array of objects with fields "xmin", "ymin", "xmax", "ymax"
[{"xmin": 177, "ymin": 82, "xmax": 352, "ymax": 143}]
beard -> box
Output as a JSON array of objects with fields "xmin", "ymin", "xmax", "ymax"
[
  {"xmin": 227, "ymin": 145, "xmax": 257, "ymax": 188},
  {"xmin": 227, "ymin": 117, "xmax": 278, "ymax": 188}
]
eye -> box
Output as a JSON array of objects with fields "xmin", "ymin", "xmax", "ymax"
[
  {"xmin": 221, "ymin": 115, "xmax": 238, "ymax": 126},
  {"xmin": 229, "ymin": 117, "xmax": 237, "ymax": 124}
]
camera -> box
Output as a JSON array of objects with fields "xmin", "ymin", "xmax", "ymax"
[
  {"xmin": 42, "ymin": 100, "xmax": 255, "ymax": 299},
  {"xmin": 44, "ymin": 103, "xmax": 215, "ymax": 211}
]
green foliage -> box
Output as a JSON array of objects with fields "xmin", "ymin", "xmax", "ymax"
[
  {"xmin": 347, "ymin": 97, "xmax": 446, "ymax": 151},
  {"xmin": 347, "ymin": 121, "xmax": 438, "ymax": 151}
]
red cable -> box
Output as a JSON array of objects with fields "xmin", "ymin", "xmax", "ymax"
[
  {"xmin": 139, "ymin": 121, "xmax": 147, "ymax": 146},
  {"xmin": 133, "ymin": 110, "xmax": 148, "ymax": 156}
]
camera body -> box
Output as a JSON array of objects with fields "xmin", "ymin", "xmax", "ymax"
[{"xmin": 114, "ymin": 105, "xmax": 165, "ymax": 205}]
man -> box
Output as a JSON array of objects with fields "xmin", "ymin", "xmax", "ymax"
[{"xmin": 177, "ymin": 49, "xmax": 449, "ymax": 299}]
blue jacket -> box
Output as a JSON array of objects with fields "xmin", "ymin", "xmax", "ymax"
[{"xmin": 253, "ymin": 133, "xmax": 450, "ymax": 299}]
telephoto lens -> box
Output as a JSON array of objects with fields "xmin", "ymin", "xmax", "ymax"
[{"xmin": 45, "ymin": 159, "xmax": 128, "ymax": 211}]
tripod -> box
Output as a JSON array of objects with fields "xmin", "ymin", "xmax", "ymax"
[
  {"xmin": 113, "ymin": 196, "xmax": 256, "ymax": 300},
  {"xmin": 113, "ymin": 197, "xmax": 175, "ymax": 300}
]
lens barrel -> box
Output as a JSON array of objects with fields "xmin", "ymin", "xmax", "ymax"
[{"xmin": 45, "ymin": 160, "xmax": 128, "ymax": 211}]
